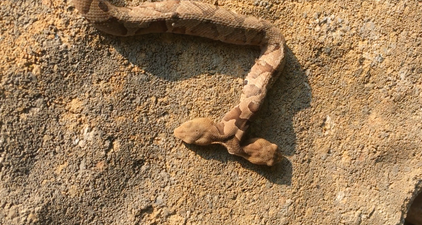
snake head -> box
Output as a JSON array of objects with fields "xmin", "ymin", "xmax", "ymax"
[
  {"xmin": 174, "ymin": 119, "xmax": 283, "ymax": 166},
  {"xmin": 174, "ymin": 118, "xmax": 221, "ymax": 145},
  {"xmin": 241, "ymin": 138, "xmax": 283, "ymax": 166}
]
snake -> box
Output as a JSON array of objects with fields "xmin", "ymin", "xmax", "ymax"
[{"xmin": 73, "ymin": 0, "xmax": 286, "ymax": 166}]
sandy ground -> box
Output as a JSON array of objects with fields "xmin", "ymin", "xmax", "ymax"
[{"xmin": 1, "ymin": 0, "xmax": 421, "ymax": 224}]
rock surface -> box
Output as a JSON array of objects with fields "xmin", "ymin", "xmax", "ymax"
[{"xmin": 1, "ymin": 0, "xmax": 421, "ymax": 224}]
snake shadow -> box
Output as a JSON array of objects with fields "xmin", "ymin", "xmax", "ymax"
[{"xmin": 105, "ymin": 34, "xmax": 311, "ymax": 185}]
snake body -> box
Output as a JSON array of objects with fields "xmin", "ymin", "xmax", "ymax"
[{"xmin": 73, "ymin": 0, "xmax": 285, "ymax": 166}]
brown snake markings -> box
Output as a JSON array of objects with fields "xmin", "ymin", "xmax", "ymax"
[{"xmin": 73, "ymin": 0, "xmax": 286, "ymax": 166}]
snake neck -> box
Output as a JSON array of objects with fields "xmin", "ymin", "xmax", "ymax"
[{"xmin": 215, "ymin": 104, "xmax": 250, "ymax": 141}]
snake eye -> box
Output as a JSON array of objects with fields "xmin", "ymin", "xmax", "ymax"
[
  {"xmin": 243, "ymin": 79, "xmax": 248, "ymax": 85},
  {"xmin": 98, "ymin": 1, "xmax": 109, "ymax": 12}
]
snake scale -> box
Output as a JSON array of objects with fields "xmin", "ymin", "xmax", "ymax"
[{"xmin": 73, "ymin": 0, "xmax": 286, "ymax": 166}]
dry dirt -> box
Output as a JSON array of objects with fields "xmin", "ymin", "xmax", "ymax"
[{"xmin": 1, "ymin": 0, "xmax": 422, "ymax": 224}]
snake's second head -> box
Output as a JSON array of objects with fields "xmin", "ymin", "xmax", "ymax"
[
  {"xmin": 241, "ymin": 138, "xmax": 283, "ymax": 166},
  {"xmin": 174, "ymin": 118, "xmax": 222, "ymax": 146}
]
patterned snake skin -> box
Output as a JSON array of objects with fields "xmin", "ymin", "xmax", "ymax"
[{"xmin": 73, "ymin": 0, "xmax": 286, "ymax": 166}]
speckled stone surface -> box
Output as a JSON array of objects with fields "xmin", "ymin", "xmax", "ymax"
[{"xmin": 0, "ymin": 0, "xmax": 421, "ymax": 224}]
